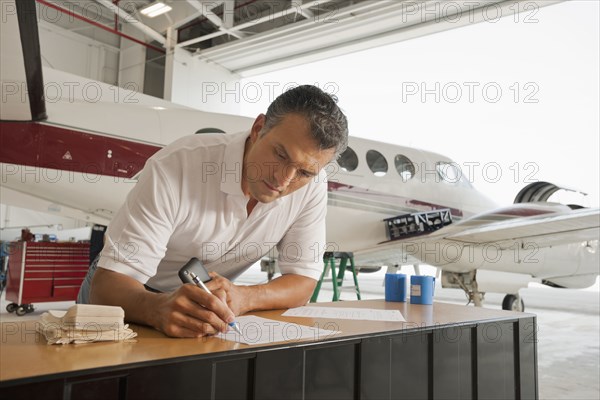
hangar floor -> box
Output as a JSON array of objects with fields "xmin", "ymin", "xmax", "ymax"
[{"xmin": 1, "ymin": 264, "xmax": 598, "ymax": 400}]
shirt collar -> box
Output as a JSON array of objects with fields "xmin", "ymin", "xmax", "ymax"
[{"xmin": 220, "ymin": 130, "xmax": 250, "ymax": 196}]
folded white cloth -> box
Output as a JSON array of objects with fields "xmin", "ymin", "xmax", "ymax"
[{"xmin": 37, "ymin": 304, "xmax": 137, "ymax": 345}]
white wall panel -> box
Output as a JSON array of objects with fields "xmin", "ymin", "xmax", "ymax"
[
  {"xmin": 38, "ymin": 21, "xmax": 119, "ymax": 85},
  {"xmin": 166, "ymin": 47, "xmax": 241, "ymax": 115}
]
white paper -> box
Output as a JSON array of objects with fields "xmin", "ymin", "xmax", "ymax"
[
  {"xmin": 282, "ymin": 306, "xmax": 406, "ymax": 322},
  {"xmin": 215, "ymin": 315, "xmax": 340, "ymax": 345}
]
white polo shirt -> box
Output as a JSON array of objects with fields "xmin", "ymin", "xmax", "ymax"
[{"xmin": 98, "ymin": 131, "xmax": 327, "ymax": 292}]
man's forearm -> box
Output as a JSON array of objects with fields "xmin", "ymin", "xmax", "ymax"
[
  {"xmin": 239, "ymin": 274, "xmax": 316, "ymax": 314},
  {"xmin": 89, "ymin": 267, "xmax": 162, "ymax": 329}
]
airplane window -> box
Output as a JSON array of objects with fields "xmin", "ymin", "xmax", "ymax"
[
  {"xmin": 337, "ymin": 146, "xmax": 359, "ymax": 172},
  {"xmin": 436, "ymin": 162, "xmax": 462, "ymax": 184},
  {"xmin": 394, "ymin": 155, "xmax": 415, "ymax": 181},
  {"xmin": 366, "ymin": 150, "xmax": 388, "ymax": 177}
]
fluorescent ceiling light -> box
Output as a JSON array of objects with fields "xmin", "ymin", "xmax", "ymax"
[{"xmin": 140, "ymin": 2, "xmax": 172, "ymax": 18}]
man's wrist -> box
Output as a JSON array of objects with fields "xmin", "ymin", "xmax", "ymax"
[
  {"xmin": 237, "ymin": 284, "xmax": 261, "ymax": 314},
  {"xmin": 130, "ymin": 289, "xmax": 163, "ymax": 329}
]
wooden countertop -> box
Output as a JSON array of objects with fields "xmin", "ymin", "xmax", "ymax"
[{"xmin": 0, "ymin": 300, "xmax": 532, "ymax": 383}]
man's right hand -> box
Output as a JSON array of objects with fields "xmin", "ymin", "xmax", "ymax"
[
  {"xmin": 152, "ymin": 284, "xmax": 236, "ymax": 338},
  {"xmin": 89, "ymin": 267, "xmax": 236, "ymax": 338}
]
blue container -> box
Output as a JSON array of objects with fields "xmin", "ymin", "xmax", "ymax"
[
  {"xmin": 385, "ymin": 273, "xmax": 407, "ymax": 302},
  {"xmin": 410, "ymin": 275, "xmax": 436, "ymax": 305}
]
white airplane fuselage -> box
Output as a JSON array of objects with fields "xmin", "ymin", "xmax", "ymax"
[{"xmin": 1, "ymin": 68, "xmax": 598, "ymax": 309}]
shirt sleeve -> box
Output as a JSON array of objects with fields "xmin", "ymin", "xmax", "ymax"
[
  {"xmin": 276, "ymin": 180, "xmax": 328, "ymax": 280},
  {"xmin": 97, "ymin": 159, "xmax": 179, "ymax": 283}
]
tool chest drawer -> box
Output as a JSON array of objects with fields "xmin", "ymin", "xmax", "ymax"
[{"xmin": 6, "ymin": 242, "xmax": 90, "ymax": 315}]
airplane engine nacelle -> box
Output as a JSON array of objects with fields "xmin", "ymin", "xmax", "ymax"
[
  {"xmin": 514, "ymin": 181, "xmax": 587, "ymax": 208},
  {"xmin": 541, "ymin": 239, "xmax": 599, "ymax": 288},
  {"xmin": 542, "ymin": 274, "xmax": 598, "ymax": 289}
]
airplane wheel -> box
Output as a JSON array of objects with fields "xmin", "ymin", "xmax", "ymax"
[
  {"xmin": 502, "ymin": 294, "xmax": 525, "ymax": 312},
  {"xmin": 6, "ymin": 303, "xmax": 17, "ymax": 313},
  {"xmin": 16, "ymin": 306, "xmax": 27, "ymax": 316}
]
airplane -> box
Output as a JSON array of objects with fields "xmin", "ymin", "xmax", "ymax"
[{"xmin": 1, "ymin": 0, "xmax": 598, "ymax": 313}]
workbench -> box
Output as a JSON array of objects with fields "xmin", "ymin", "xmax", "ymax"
[{"xmin": 0, "ymin": 300, "xmax": 537, "ymax": 399}]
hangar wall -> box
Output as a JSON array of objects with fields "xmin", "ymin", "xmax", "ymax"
[
  {"xmin": 117, "ymin": 22, "xmax": 146, "ymax": 94},
  {"xmin": 165, "ymin": 46, "xmax": 242, "ymax": 115},
  {"xmin": 0, "ymin": 205, "xmax": 90, "ymax": 242},
  {"xmin": 38, "ymin": 21, "xmax": 119, "ymax": 86},
  {"xmin": 37, "ymin": 19, "xmax": 242, "ymax": 115}
]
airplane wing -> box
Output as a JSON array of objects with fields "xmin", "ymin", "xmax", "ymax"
[
  {"xmin": 351, "ymin": 205, "xmax": 599, "ymax": 267},
  {"xmin": 429, "ymin": 207, "xmax": 600, "ymax": 249}
]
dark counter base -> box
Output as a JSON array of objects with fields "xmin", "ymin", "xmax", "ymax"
[{"xmin": 1, "ymin": 317, "xmax": 537, "ymax": 400}]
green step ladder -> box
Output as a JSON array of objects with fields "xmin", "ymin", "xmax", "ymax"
[{"xmin": 310, "ymin": 252, "xmax": 361, "ymax": 302}]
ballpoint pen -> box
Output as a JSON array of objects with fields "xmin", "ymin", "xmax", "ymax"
[{"xmin": 188, "ymin": 271, "xmax": 242, "ymax": 335}]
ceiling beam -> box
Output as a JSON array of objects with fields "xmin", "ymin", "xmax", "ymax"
[
  {"xmin": 178, "ymin": 0, "xmax": 325, "ymax": 49},
  {"xmin": 186, "ymin": 0, "xmax": 246, "ymax": 40},
  {"xmin": 195, "ymin": 0, "xmax": 564, "ymax": 77},
  {"xmin": 223, "ymin": 0, "xmax": 235, "ymax": 29},
  {"xmin": 93, "ymin": 0, "xmax": 166, "ymax": 46}
]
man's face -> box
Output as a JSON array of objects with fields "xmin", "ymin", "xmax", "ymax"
[{"xmin": 242, "ymin": 113, "xmax": 335, "ymax": 203}]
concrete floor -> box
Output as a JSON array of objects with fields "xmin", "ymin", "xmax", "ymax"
[{"xmin": 2, "ymin": 265, "xmax": 598, "ymax": 400}]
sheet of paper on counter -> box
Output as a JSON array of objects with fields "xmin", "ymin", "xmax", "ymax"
[
  {"xmin": 283, "ymin": 306, "xmax": 406, "ymax": 322},
  {"xmin": 215, "ymin": 315, "xmax": 340, "ymax": 345}
]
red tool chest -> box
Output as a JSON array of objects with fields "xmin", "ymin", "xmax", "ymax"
[{"xmin": 5, "ymin": 242, "xmax": 90, "ymax": 316}]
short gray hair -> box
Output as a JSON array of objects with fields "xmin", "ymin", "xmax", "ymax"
[{"xmin": 263, "ymin": 85, "xmax": 348, "ymax": 158}]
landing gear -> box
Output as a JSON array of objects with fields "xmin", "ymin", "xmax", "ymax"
[
  {"xmin": 502, "ymin": 294, "xmax": 525, "ymax": 312},
  {"xmin": 469, "ymin": 283, "xmax": 485, "ymax": 307},
  {"xmin": 441, "ymin": 270, "xmax": 486, "ymax": 307},
  {"xmin": 260, "ymin": 257, "xmax": 278, "ymax": 282},
  {"xmin": 441, "ymin": 271, "xmax": 527, "ymax": 312},
  {"xmin": 6, "ymin": 302, "xmax": 34, "ymax": 316}
]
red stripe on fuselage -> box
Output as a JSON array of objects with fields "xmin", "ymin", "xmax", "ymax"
[
  {"xmin": 0, "ymin": 121, "xmax": 161, "ymax": 178},
  {"xmin": 489, "ymin": 206, "xmax": 556, "ymax": 217}
]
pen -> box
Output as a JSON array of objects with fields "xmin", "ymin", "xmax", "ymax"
[{"xmin": 188, "ymin": 271, "xmax": 242, "ymax": 335}]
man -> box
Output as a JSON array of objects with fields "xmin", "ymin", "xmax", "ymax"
[{"xmin": 79, "ymin": 85, "xmax": 348, "ymax": 338}]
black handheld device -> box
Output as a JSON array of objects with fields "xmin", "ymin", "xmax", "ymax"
[{"xmin": 178, "ymin": 257, "xmax": 211, "ymax": 284}]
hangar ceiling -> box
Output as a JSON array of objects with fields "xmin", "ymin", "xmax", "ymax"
[{"xmin": 37, "ymin": 0, "xmax": 562, "ymax": 77}]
